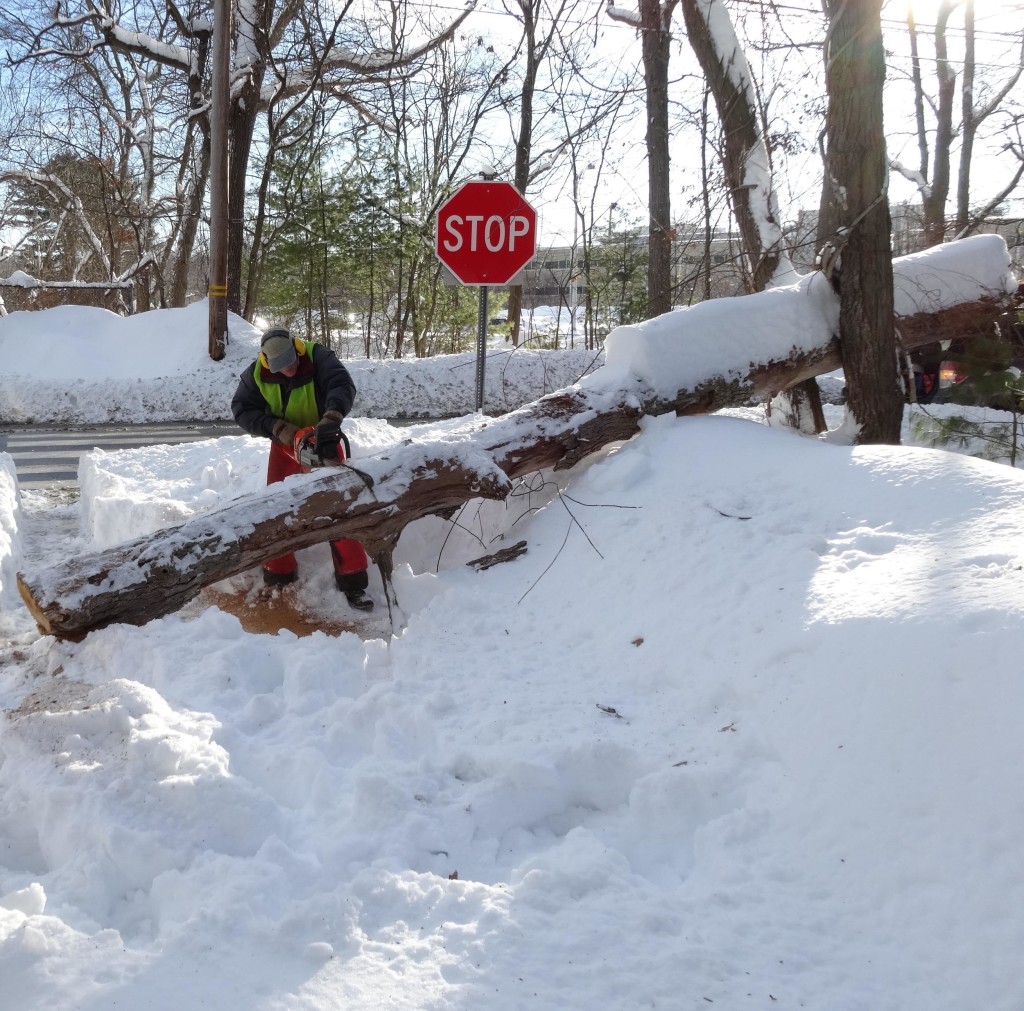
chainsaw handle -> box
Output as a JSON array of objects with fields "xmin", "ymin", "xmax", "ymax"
[
  {"xmin": 292, "ymin": 426, "xmax": 316, "ymax": 462},
  {"xmin": 291, "ymin": 425, "xmax": 350, "ymax": 470}
]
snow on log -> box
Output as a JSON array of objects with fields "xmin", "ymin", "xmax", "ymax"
[
  {"xmin": 18, "ymin": 236, "xmax": 1017, "ymax": 639},
  {"xmin": 599, "ymin": 234, "xmax": 1016, "ymax": 415}
]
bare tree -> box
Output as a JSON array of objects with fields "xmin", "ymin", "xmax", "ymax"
[
  {"xmin": 890, "ymin": 0, "xmax": 1024, "ymax": 245},
  {"xmin": 1, "ymin": 0, "xmax": 476, "ymax": 316},
  {"xmin": 0, "ymin": 31, "xmax": 206, "ymax": 308},
  {"xmin": 676, "ymin": 0, "xmax": 823, "ymax": 433},
  {"xmin": 821, "ymin": 0, "xmax": 902, "ymax": 444},
  {"xmin": 606, "ymin": 0, "xmax": 678, "ymax": 319},
  {"xmin": 372, "ymin": 13, "xmax": 506, "ymax": 358},
  {"xmin": 679, "ymin": 0, "xmax": 797, "ymax": 290},
  {"xmin": 556, "ymin": 78, "xmax": 638, "ymax": 348},
  {"xmin": 499, "ymin": 0, "xmax": 584, "ymax": 346}
]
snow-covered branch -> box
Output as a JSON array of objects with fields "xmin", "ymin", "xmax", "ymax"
[
  {"xmin": 98, "ymin": 22, "xmax": 190, "ymax": 71},
  {"xmin": 889, "ymin": 158, "xmax": 932, "ymax": 200},
  {"xmin": 605, "ymin": 1, "xmax": 642, "ymax": 30}
]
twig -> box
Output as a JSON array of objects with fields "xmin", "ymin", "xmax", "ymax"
[
  {"xmin": 557, "ymin": 491, "xmax": 605, "ymax": 559},
  {"xmin": 467, "ymin": 540, "xmax": 528, "ymax": 571},
  {"xmin": 518, "ymin": 521, "xmax": 573, "ymax": 604}
]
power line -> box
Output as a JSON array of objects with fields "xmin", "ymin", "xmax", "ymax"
[
  {"xmin": 415, "ymin": 0, "xmax": 1024, "ymax": 47},
  {"xmin": 406, "ymin": 0, "xmax": 1024, "ymax": 79}
]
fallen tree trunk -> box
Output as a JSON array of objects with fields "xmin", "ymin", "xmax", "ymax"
[
  {"xmin": 17, "ymin": 291, "xmax": 1008, "ymax": 640},
  {"xmin": 18, "ymin": 453, "xmax": 511, "ymax": 640},
  {"xmin": 17, "ymin": 393, "xmax": 645, "ymax": 639}
]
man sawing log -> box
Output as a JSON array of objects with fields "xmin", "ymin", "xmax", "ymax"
[{"xmin": 17, "ymin": 284, "xmax": 1010, "ymax": 641}]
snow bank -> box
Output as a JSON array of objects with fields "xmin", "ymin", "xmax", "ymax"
[
  {"xmin": 344, "ymin": 347, "xmax": 601, "ymax": 419},
  {"xmin": 0, "ymin": 454, "xmax": 21, "ymax": 612},
  {"xmin": 78, "ymin": 436, "xmax": 268, "ymax": 550},
  {"xmin": 6, "ymin": 416, "xmax": 1024, "ymax": 1009},
  {"xmin": 0, "ymin": 299, "xmax": 602, "ymax": 424}
]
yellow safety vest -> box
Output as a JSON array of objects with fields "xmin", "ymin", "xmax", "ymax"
[{"xmin": 252, "ymin": 339, "xmax": 318, "ymax": 426}]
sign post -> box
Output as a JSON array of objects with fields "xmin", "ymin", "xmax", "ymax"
[
  {"xmin": 435, "ymin": 179, "xmax": 538, "ymax": 412},
  {"xmin": 475, "ymin": 284, "xmax": 489, "ymax": 410}
]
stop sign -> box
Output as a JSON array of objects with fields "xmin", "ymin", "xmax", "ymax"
[{"xmin": 435, "ymin": 180, "xmax": 537, "ymax": 285}]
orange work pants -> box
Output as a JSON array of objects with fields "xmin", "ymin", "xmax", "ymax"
[{"xmin": 262, "ymin": 439, "xmax": 370, "ymax": 590}]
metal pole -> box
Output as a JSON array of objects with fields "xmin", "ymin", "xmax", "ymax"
[
  {"xmin": 475, "ymin": 285, "xmax": 489, "ymax": 413},
  {"xmin": 207, "ymin": 0, "xmax": 230, "ymax": 360}
]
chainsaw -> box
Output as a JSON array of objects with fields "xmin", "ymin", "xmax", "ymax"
[{"xmin": 292, "ymin": 426, "xmax": 351, "ymax": 471}]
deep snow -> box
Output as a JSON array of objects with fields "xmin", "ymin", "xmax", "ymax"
[{"xmin": 1, "ymin": 235, "xmax": 1023, "ymax": 1009}]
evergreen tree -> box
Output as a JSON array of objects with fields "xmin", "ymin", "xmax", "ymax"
[
  {"xmin": 588, "ymin": 224, "xmax": 649, "ymax": 332},
  {"xmin": 912, "ymin": 331, "xmax": 1024, "ymax": 467},
  {"xmin": 7, "ymin": 151, "xmax": 136, "ymax": 280},
  {"xmin": 950, "ymin": 332, "xmax": 1023, "ymax": 412}
]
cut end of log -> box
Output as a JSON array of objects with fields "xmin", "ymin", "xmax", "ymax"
[
  {"xmin": 17, "ymin": 573, "xmax": 54, "ymax": 638},
  {"xmin": 18, "ymin": 573, "xmax": 90, "ymax": 641}
]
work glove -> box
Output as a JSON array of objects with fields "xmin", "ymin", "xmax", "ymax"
[
  {"xmin": 272, "ymin": 419, "xmax": 300, "ymax": 448},
  {"xmin": 314, "ymin": 410, "xmax": 344, "ymax": 462}
]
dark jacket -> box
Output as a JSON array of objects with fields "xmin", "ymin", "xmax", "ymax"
[{"xmin": 231, "ymin": 343, "xmax": 357, "ymax": 440}]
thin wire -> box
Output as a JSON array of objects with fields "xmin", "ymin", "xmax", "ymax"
[{"xmin": 407, "ymin": 0, "xmax": 1024, "ymax": 46}]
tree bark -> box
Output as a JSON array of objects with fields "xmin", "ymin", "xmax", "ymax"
[
  {"xmin": 955, "ymin": 1, "xmax": 976, "ymax": 235},
  {"xmin": 18, "ymin": 291, "xmax": 1006, "ymax": 641},
  {"xmin": 640, "ymin": 0, "xmax": 678, "ymax": 319},
  {"xmin": 506, "ymin": 0, "xmax": 540, "ymax": 348},
  {"xmin": 228, "ymin": 71, "xmax": 264, "ymax": 316},
  {"xmin": 823, "ymin": 0, "xmax": 903, "ymax": 444},
  {"xmin": 922, "ymin": 3, "xmax": 956, "ymax": 246}
]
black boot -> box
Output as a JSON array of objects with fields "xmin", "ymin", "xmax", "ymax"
[
  {"xmin": 345, "ymin": 589, "xmax": 375, "ymax": 612},
  {"xmin": 334, "ymin": 572, "xmax": 374, "ymax": 611}
]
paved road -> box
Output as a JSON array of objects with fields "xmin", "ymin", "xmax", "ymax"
[{"xmin": 0, "ymin": 421, "xmax": 241, "ymax": 489}]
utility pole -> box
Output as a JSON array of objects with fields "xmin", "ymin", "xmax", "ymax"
[{"xmin": 207, "ymin": 0, "xmax": 230, "ymax": 360}]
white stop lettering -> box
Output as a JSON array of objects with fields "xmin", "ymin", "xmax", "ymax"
[{"xmin": 484, "ymin": 216, "xmax": 506, "ymax": 252}]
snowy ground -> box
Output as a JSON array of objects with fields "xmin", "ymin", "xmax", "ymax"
[{"xmin": 2, "ymin": 237, "xmax": 1024, "ymax": 1010}]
